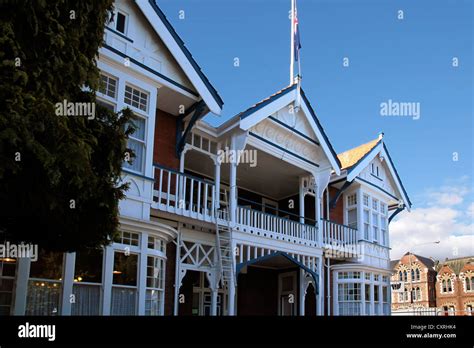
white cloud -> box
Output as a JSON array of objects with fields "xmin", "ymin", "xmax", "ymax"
[
  {"xmin": 390, "ymin": 180, "xmax": 474, "ymax": 261},
  {"xmin": 426, "ymin": 184, "xmax": 470, "ymax": 207}
]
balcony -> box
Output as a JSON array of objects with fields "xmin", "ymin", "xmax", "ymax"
[
  {"xmin": 235, "ymin": 206, "xmax": 319, "ymax": 247},
  {"xmin": 152, "ymin": 164, "xmax": 216, "ymax": 223},
  {"xmin": 321, "ymin": 219, "xmax": 358, "ymax": 256},
  {"xmin": 151, "ymin": 165, "xmax": 357, "ymax": 252}
]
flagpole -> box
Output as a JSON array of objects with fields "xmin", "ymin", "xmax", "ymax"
[{"xmin": 290, "ymin": 0, "xmax": 295, "ymax": 85}]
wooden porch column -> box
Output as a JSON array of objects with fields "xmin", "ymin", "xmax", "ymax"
[
  {"xmin": 299, "ymin": 177, "xmax": 305, "ymax": 224},
  {"xmin": 299, "ymin": 268, "xmax": 306, "ymax": 315},
  {"xmin": 214, "ymin": 158, "xmax": 221, "ymax": 209},
  {"xmin": 317, "ymin": 256, "xmax": 323, "ymax": 315},
  {"xmin": 229, "ymin": 161, "xmax": 237, "ymax": 224},
  {"xmin": 315, "ymin": 183, "xmax": 321, "ymax": 244}
]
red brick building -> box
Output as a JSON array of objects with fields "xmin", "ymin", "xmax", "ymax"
[
  {"xmin": 390, "ymin": 252, "xmax": 437, "ymax": 314},
  {"xmin": 436, "ymin": 257, "xmax": 474, "ymax": 316}
]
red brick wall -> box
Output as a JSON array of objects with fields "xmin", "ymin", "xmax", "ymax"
[
  {"xmin": 154, "ymin": 109, "xmax": 179, "ymax": 170},
  {"xmin": 324, "ymin": 186, "xmax": 344, "ymax": 225}
]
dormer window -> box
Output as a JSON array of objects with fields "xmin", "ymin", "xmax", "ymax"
[
  {"xmin": 109, "ymin": 10, "xmax": 128, "ymax": 34},
  {"xmin": 116, "ymin": 12, "xmax": 127, "ymax": 34}
]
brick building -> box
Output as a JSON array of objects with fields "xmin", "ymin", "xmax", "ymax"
[
  {"xmin": 436, "ymin": 257, "xmax": 474, "ymax": 316},
  {"xmin": 390, "ymin": 253, "xmax": 437, "ymax": 314}
]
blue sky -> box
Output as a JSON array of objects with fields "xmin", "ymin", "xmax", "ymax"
[{"xmin": 158, "ymin": 0, "xmax": 473, "ymax": 258}]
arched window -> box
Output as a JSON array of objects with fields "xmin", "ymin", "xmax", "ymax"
[
  {"xmin": 411, "ymin": 269, "xmax": 415, "ymax": 281},
  {"xmin": 442, "ymin": 279, "xmax": 447, "ymax": 293},
  {"xmin": 471, "ymin": 277, "xmax": 474, "ymax": 291},
  {"xmin": 399, "ymin": 271, "xmax": 403, "ymax": 281},
  {"xmin": 417, "ymin": 287, "xmax": 422, "ymax": 300},
  {"xmin": 447, "ymin": 279, "xmax": 453, "ymax": 292},
  {"xmin": 466, "ymin": 277, "xmax": 471, "ymax": 291},
  {"xmin": 403, "ymin": 271, "xmax": 408, "ymax": 282},
  {"xmin": 415, "ymin": 268, "xmax": 420, "ymax": 281}
]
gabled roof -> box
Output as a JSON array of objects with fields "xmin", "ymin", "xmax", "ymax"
[
  {"xmin": 136, "ymin": 1, "xmax": 223, "ymax": 114},
  {"xmin": 335, "ymin": 135, "xmax": 412, "ymax": 209},
  {"xmin": 405, "ymin": 252, "xmax": 435, "ymax": 269},
  {"xmin": 391, "ymin": 253, "xmax": 435, "ymax": 270},
  {"xmin": 237, "ymin": 84, "xmax": 341, "ymax": 174},
  {"xmin": 436, "ymin": 256, "xmax": 474, "ymax": 274},
  {"xmin": 238, "ymin": 84, "xmax": 297, "ymax": 120}
]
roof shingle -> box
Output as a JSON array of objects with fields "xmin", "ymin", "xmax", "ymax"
[{"xmin": 337, "ymin": 138, "xmax": 381, "ymax": 171}]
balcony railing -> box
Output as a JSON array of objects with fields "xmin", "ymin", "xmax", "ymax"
[
  {"xmin": 235, "ymin": 206, "xmax": 319, "ymax": 247},
  {"xmin": 321, "ymin": 219, "xmax": 358, "ymax": 254},
  {"xmin": 152, "ymin": 164, "xmax": 216, "ymax": 222},
  {"xmin": 151, "ymin": 166, "xmax": 357, "ymax": 252}
]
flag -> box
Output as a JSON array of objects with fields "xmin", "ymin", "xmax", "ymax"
[{"xmin": 293, "ymin": 6, "xmax": 301, "ymax": 62}]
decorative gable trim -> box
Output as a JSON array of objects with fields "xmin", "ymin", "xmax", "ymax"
[{"xmin": 135, "ymin": 0, "xmax": 223, "ymax": 114}]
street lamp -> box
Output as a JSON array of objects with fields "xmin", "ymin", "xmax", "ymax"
[{"xmin": 408, "ymin": 241, "xmax": 440, "ymax": 309}]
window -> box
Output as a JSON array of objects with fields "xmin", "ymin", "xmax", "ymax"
[
  {"xmin": 363, "ymin": 194, "xmax": 369, "ymax": 207},
  {"xmin": 115, "ymin": 12, "xmax": 127, "ymax": 34},
  {"xmin": 382, "ymin": 286, "xmax": 389, "ymax": 314},
  {"xmin": 372, "ymin": 212, "xmax": 378, "ymax": 241},
  {"xmin": 381, "ymin": 217, "xmax": 387, "ymax": 245},
  {"xmin": 124, "ymin": 85, "xmax": 148, "ymax": 112},
  {"xmin": 465, "ymin": 276, "xmax": 473, "ymax": 292},
  {"xmin": 338, "ymin": 272, "xmax": 361, "ymax": 279},
  {"xmin": 399, "ymin": 271, "xmax": 403, "ymax": 281},
  {"xmin": 347, "ymin": 194, "xmax": 357, "ymax": 206},
  {"xmin": 363, "ymin": 210, "xmax": 370, "ymax": 240},
  {"xmin": 467, "ymin": 305, "xmax": 473, "ymax": 316},
  {"xmin": 124, "ymin": 115, "xmax": 146, "ymax": 173},
  {"xmin": 148, "ymin": 236, "xmax": 164, "ymax": 252},
  {"xmin": 99, "ymin": 74, "xmax": 117, "ymax": 99},
  {"xmin": 374, "ymin": 286, "xmax": 379, "ymax": 315},
  {"xmin": 145, "ymin": 256, "xmax": 164, "ymax": 316},
  {"xmin": 26, "ymin": 250, "xmax": 64, "ymax": 316},
  {"xmin": 441, "ymin": 277, "xmax": 453, "ymax": 294},
  {"xmin": 0, "ymin": 258, "xmax": 16, "ymax": 316},
  {"xmin": 415, "ymin": 268, "xmax": 420, "ymax": 281},
  {"xmin": 338, "ymin": 283, "xmax": 361, "ymax": 315},
  {"xmin": 72, "ymin": 249, "xmax": 103, "ymax": 315},
  {"xmin": 114, "ymin": 231, "xmax": 140, "ymax": 247},
  {"xmin": 348, "ymin": 208, "xmax": 358, "ymax": 230},
  {"xmin": 380, "ymin": 202, "xmax": 386, "ymax": 215},
  {"xmin": 372, "ymin": 198, "xmax": 378, "ymax": 211},
  {"xmin": 365, "ymin": 273, "xmax": 371, "ymax": 281},
  {"xmin": 111, "ymin": 251, "xmax": 138, "ymax": 315},
  {"xmin": 403, "ymin": 271, "xmax": 408, "ymax": 282},
  {"xmin": 365, "ymin": 284, "xmax": 371, "ymax": 314}
]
